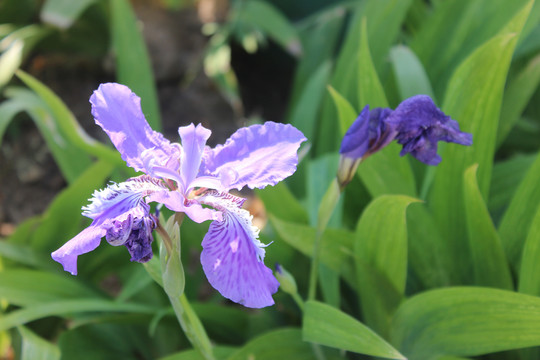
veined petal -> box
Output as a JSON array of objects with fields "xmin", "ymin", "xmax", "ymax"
[
  {"xmin": 90, "ymin": 83, "xmax": 180, "ymax": 174},
  {"xmin": 178, "ymin": 123, "xmax": 211, "ymax": 191},
  {"xmin": 198, "ymin": 191, "xmax": 279, "ymax": 308},
  {"xmin": 202, "ymin": 122, "xmax": 306, "ymax": 190},
  {"xmin": 53, "ymin": 176, "xmax": 165, "ymax": 275},
  {"xmin": 51, "ymin": 225, "xmax": 105, "ymax": 275}
]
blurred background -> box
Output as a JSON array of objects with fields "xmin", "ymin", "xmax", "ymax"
[{"xmin": 1, "ymin": 0, "xmax": 540, "ymax": 359}]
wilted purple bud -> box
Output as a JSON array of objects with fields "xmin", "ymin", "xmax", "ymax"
[
  {"xmin": 337, "ymin": 95, "xmax": 472, "ymax": 188},
  {"xmin": 337, "ymin": 106, "xmax": 395, "ymax": 187},
  {"xmin": 386, "ymin": 95, "xmax": 473, "ymax": 165}
]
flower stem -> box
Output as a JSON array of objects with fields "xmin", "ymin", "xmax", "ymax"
[
  {"xmin": 168, "ymin": 293, "xmax": 215, "ymax": 360},
  {"xmin": 307, "ymin": 178, "xmax": 342, "ymax": 301}
]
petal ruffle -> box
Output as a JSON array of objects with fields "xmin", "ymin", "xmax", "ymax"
[
  {"xmin": 53, "ymin": 176, "xmax": 165, "ymax": 274},
  {"xmin": 199, "ymin": 192, "xmax": 279, "ymax": 308},
  {"xmin": 51, "ymin": 225, "xmax": 105, "ymax": 275},
  {"xmin": 202, "ymin": 122, "xmax": 306, "ymax": 190},
  {"xmin": 90, "ymin": 83, "xmax": 180, "ymax": 174}
]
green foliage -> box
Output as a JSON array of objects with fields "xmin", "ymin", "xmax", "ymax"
[{"xmin": 2, "ymin": 0, "xmax": 540, "ymax": 359}]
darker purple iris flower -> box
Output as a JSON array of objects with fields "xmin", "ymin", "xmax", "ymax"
[
  {"xmin": 52, "ymin": 83, "xmax": 306, "ymax": 308},
  {"xmin": 340, "ymin": 95, "xmax": 472, "ymax": 164}
]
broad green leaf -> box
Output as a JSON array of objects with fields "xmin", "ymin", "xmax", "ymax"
[
  {"xmin": 407, "ymin": 204, "xmax": 455, "ymax": 288},
  {"xmin": 18, "ymin": 326, "xmax": 60, "ymax": 360},
  {"xmin": 40, "ymin": 0, "xmax": 97, "ymax": 29},
  {"xmin": 111, "ymin": 0, "xmax": 161, "ymax": 131},
  {"xmin": 355, "ymin": 20, "xmax": 417, "ymax": 197},
  {"xmin": 0, "ymin": 241, "xmax": 53, "ymax": 270},
  {"xmin": 303, "ymin": 301, "xmax": 405, "ymax": 359},
  {"xmin": 0, "ymin": 95, "xmax": 31, "ymax": 143},
  {"xmin": 29, "ymin": 159, "xmax": 115, "ymax": 252},
  {"xmin": 268, "ymin": 215, "xmax": 355, "ymax": 286},
  {"xmin": 255, "ymin": 182, "xmax": 309, "ymax": 224},
  {"xmin": 429, "ymin": 2, "xmax": 532, "ymax": 282},
  {"xmin": 498, "ymin": 54, "xmax": 540, "ymax": 146},
  {"xmin": 389, "ymin": 45, "xmax": 435, "ymax": 101},
  {"xmin": 499, "ymin": 150, "xmax": 540, "ymax": 270},
  {"xmin": 289, "ymin": 61, "xmax": 332, "ymax": 142},
  {"xmin": 519, "ymin": 204, "xmax": 540, "ymax": 295},
  {"xmin": 316, "ymin": 0, "xmax": 412, "ymax": 155},
  {"xmin": 357, "ymin": 18, "xmax": 388, "ymax": 109},
  {"xmin": 391, "ymin": 287, "xmax": 540, "ymax": 359},
  {"xmin": 15, "ymin": 70, "xmax": 123, "ymax": 166},
  {"xmin": 0, "ymin": 300, "xmax": 157, "ymax": 331},
  {"xmin": 327, "ymin": 85, "xmax": 357, "ymax": 136},
  {"xmin": 236, "ymin": 0, "xmax": 301, "ymax": 57},
  {"xmin": 463, "ymin": 164, "xmax": 513, "ymax": 289},
  {"xmin": 3, "ymin": 87, "xmax": 91, "ymax": 183},
  {"xmin": 0, "ymin": 269, "xmax": 100, "ymax": 306},
  {"xmin": 412, "ymin": 0, "xmax": 531, "ymax": 96},
  {"xmin": 355, "ymin": 195, "xmax": 419, "ymax": 336},
  {"xmin": 489, "ymin": 153, "xmax": 537, "ymax": 217},
  {"xmin": 227, "ymin": 328, "xmax": 313, "ymax": 360}
]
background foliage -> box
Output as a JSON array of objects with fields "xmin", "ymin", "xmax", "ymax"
[{"xmin": 1, "ymin": 0, "xmax": 540, "ymax": 359}]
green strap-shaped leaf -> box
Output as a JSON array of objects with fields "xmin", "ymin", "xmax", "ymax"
[
  {"xmin": 227, "ymin": 328, "xmax": 314, "ymax": 360},
  {"xmin": 303, "ymin": 301, "xmax": 405, "ymax": 359},
  {"xmin": 391, "ymin": 287, "xmax": 540, "ymax": 359},
  {"xmin": 519, "ymin": 204, "xmax": 540, "ymax": 295},
  {"xmin": 429, "ymin": 1, "xmax": 533, "ymax": 283},
  {"xmin": 18, "ymin": 326, "xmax": 60, "ymax": 360},
  {"xmin": 355, "ymin": 195, "xmax": 419, "ymax": 337},
  {"xmin": 316, "ymin": 0, "xmax": 412, "ymax": 155},
  {"xmin": 289, "ymin": 61, "xmax": 332, "ymax": 142},
  {"xmin": 256, "ymin": 182, "xmax": 309, "ymax": 224},
  {"xmin": 0, "ymin": 300, "xmax": 157, "ymax": 332},
  {"xmin": 389, "ymin": 44, "xmax": 435, "ymax": 101},
  {"xmin": 235, "ymin": 0, "xmax": 301, "ymax": 57},
  {"xmin": 499, "ymin": 150, "xmax": 540, "ymax": 270},
  {"xmin": 355, "ymin": 20, "xmax": 417, "ymax": 197},
  {"xmin": 111, "ymin": 0, "xmax": 161, "ymax": 131},
  {"xmin": 463, "ymin": 164, "xmax": 513, "ymax": 289},
  {"xmin": 2, "ymin": 88, "xmax": 92, "ymax": 183},
  {"xmin": 0, "ymin": 269, "xmax": 101, "ymax": 306},
  {"xmin": 268, "ymin": 215, "xmax": 355, "ymax": 286},
  {"xmin": 15, "ymin": 70, "xmax": 123, "ymax": 166},
  {"xmin": 40, "ymin": 0, "xmax": 97, "ymax": 29},
  {"xmin": 497, "ymin": 54, "xmax": 540, "ymax": 146},
  {"xmin": 327, "ymin": 85, "xmax": 357, "ymax": 137},
  {"xmin": 28, "ymin": 159, "xmax": 116, "ymax": 252}
]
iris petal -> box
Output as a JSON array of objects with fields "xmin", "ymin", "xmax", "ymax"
[
  {"xmin": 198, "ymin": 192, "xmax": 279, "ymax": 308},
  {"xmin": 202, "ymin": 122, "xmax": 306, "ymax": 190},
  {"xmin": 90, "ymin": 83, "xmax": 180, "ymax": 174}
]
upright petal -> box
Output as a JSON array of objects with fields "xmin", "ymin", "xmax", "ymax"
[
  {"xmin": 90, "ymin": 83, "xmax": 180, "ymax": 174},
  {"xmin": 202, "ymin": 122, "xmax": 306, "ymax": 190},
  {"xmin": 198, "ymin": 191, "xmax": 279, "ymax": 308},
  {"xmin": 178, "ymin": 124, "xmax": 212, "ymax": 191}
]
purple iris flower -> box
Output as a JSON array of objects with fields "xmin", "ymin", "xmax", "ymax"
[
  {"xmin": 385, "ymin": 95, "xmax": 473, "ymax": 166},
  {"xmin": 52, "ymin": 83, "xmax": 306, "ymax": 308},
  {"xmin": 340, "ymin": 95, "xmax": 472, "ymax": 165}
]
